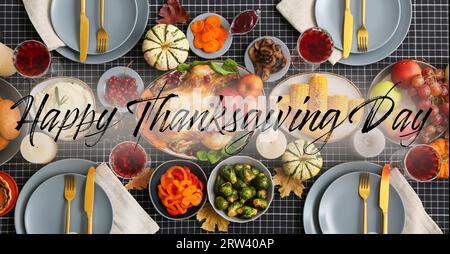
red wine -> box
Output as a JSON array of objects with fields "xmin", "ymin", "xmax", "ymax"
[
  {"xmin": 298, "ymin": 28, "xmax": 333, "ymax": 64},
  {"xmin": 405, "ymin": 145, "xmax": 441, "ymax": 181},
  {"xmin": 110, "ymin": 142, "xmax": 147, "ymax": 178},
  {"xmin": 13, "ymin": 40, "xmax": 51, "ymax": 77}
]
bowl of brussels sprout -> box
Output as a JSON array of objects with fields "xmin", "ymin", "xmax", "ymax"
[{"xmin": 207, "ymin": 156, "xmax": 274, "ymax": 223}]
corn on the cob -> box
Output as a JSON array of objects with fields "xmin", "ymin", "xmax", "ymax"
[
  {"xmin": 348, "ymin": 98, "xmax": 365, "ymax": 124},
  {"xmin": 290, "ymin": 83, "xmax": 309, "ymax": 111},
  {"xmin": 308, "ymin": 75, "xmax": 328, "ymax": 112},
  {"xmin": 328, "ymin": 95, "xmax": 349, "ymax": 123},
  {"xmin": 277, "ymin": 94, "xmax": 291, "ymax": 111}
]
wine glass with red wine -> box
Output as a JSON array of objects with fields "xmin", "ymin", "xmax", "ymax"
[
  {"xmin": 13, "ymin": 40, "xmax": 52, "ymax": 79},
  {"xmin": 390, "ymin": 144, "xmax": 442, "ymax": 182},
  {"xmin": 291, "ymin": 27, "xmax": 334, "ymax": 71}
]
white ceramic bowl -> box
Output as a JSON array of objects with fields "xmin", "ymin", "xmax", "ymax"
[
  {"xmin": 29, "ymin": 77, "xmax": 96, "ymax": 141},
  {"xmin": 207, "ymin": 156, "xmax": 274, "ymax": 223}
]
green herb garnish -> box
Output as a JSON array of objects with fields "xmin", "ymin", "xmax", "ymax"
[
  {"xmin": 177, "ymin": 59, "xmax": 240, "ymax": 75},
  {"xmin": 196, "ymin": 150, "xmax": 209, "ymax": 161},
  {"xmin": 177, "ymin": 63, "xmax": 191, "ymax": 72},
  {"xmin": 207, "ymin": 150, "xmax": 223, "ymax": 165},
  {"xmin": 55, "ymin": 86, "xmax": 69, "ymax": 106}
]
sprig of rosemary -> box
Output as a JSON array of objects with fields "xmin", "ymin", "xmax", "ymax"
[{"xmin": 55, "ymin": 86, "xmax": 69, "ymax": 106}]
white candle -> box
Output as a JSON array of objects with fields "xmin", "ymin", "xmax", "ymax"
[
  {"xmin": 352, "ymin": 128, "xmax": 386, "ymax": 158},
  {"xmin": 0, "ymin": 42, "xmax": 16, "ymax": 77},
  {"xmin": 256, "ymin": 129, "xmax": 287, "ymax": 159},
  {"xmin": 20, "ymin": 132, "xmax": 57, "ymax": 164}
]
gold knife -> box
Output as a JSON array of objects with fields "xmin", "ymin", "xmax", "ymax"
[
  {"xmin": 79, "ymin": 0, "xmax": 89, "ymax": 63},
  {"xmin": 84, "ymin": 166, "xmax": 96, "ymax": 234},
  {"xmin": 342, "ymin": 0, "xmax": 354, "ymax": 58},
  {"xmin": 379, "ymin": 164, "xmax": 390, "ymax": 234}
]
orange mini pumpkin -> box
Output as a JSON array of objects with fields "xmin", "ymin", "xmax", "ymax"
[{"xmin": 430, "ymin": 138, "xmax": 449, "ymax": 179}]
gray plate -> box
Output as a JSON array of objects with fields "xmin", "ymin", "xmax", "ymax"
[
  {"xmin": 51, "ymin": 0, "xmax": 137, "ymax": 55},
  {"xmin": 336, "ymin": 0, "xmax": 412, "ymax": 66},
  {"xmin": 187, "ymin": 13, "xmax": 233, "ymax": 59},
  {"xmin": 55, "ymin": 0, "xmax": 149, "ymax": 64},
  {"xmin": 316, "ymin": 0, "xmax": 401, "ymax": 54},
  {"xmin": 244, "ymin": 36, "xmax": 291, "ymax": 83},
  {"xmin": 0, "ymin": 78, "xmax": 29, "ymax": 166},
  {"xmin": 24, "ymin": 173, "xmax": 113, "ymax": 234},
  {"xmin": 15, "ymin": 159, "xmax": 96, "ymax": 234},
  {"xmin": 318, "ymin": 172, "xmax": 405, "ymax": 234},
  {"xmin": 303, "ymin": 161, "xmax": 380, "ymax": 234}
]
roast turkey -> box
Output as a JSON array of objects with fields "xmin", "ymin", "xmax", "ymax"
[{"xmin": 138, "ymin": 65, "xmax": 239, "ymax": 155}]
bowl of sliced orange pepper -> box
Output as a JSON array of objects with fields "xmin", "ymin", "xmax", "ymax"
[
  {"xmin": 149, "ymin": 160, "xmax": 207, "ymax": 220},
  {"xmin": 187, "ymin": 13, "xmax": 233, "ymax": 59}
]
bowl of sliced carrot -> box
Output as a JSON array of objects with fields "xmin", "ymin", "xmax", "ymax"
[
  {"xmin": 149, "ymin": 160, "xmax": 207, "ymax": 220},
  {"xmin": 187, "ymin": 13, "xmax": 233, "ymax": 59}
]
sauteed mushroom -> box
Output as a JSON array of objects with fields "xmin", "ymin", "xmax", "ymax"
[{"xmin": 248, "ymin": 38, "xmax": 287, "ymax": 81}]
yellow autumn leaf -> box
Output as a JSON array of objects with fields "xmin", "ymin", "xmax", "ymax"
[
  {"xmin": 125, "ymin": 168, "xmax": 154, "ymax": 191},
  {"xmin": 196, "ymin": 203, "xmax": 229, "ymax": 232},
  {"xmin": 272, "ymin": 168, "xmax": 305, "ymax": 198}
]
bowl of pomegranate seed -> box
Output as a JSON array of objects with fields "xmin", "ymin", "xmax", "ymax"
[{"xmin": 97, "ymin": 66, "xmax": 144, "ymax": 112}]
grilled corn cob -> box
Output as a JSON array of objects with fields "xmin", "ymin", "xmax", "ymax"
[
  {"xmin": 308, "ymin": 75, "xmax": 328, "ymax": 112},
  {"xmin": 348, "ymin": 98, "xmax": 365, "ymax": 124},
  {"xmin": 328, "ymin": 95, "xmax": 349, "ymax": 123},
  {"xmin": 277, "ymin": 95, "xmax": 291, "ymax": 111},
  {"xmin": 290, "ymin": 83, "xmax": 309, "ymax": 111}
]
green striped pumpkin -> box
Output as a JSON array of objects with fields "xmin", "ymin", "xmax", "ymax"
[
  {"xmin": 142, "ymin": 24, "xmax": 189, "ymax": 71},
  {"xmin": 282, "ymin": 139, "xmax": 323, "ymax": 181}
]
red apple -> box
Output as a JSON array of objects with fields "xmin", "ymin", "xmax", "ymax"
[
  {"xmin": 216, "ymin": 86, "xmax": 240, "ymax": 97},
  {"xmin": 391, "ymin": 60, "xmax": 422, "ymax": 89},
  {"xmin": 395, "ymin": 116, "xmax": 417, "ymax": 140},
  {"xmin": 216, "ymin": 87, "xmax": 255, "ymax": 114},
  {"xmin": 237, "ymin": 74, "xmax": 264, "ymax": 97},
  {"xmin": 216, "ymin": 87, "xmax": 241, "ymax": 110}
]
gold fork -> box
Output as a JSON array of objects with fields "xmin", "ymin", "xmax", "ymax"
[
  {"xmin": 358, "ymin": 172, "xmax": 370, "ymax": 234},
  {"xmin": 96, "ymin": 0, "xmax": 108, "ymax": 53},
  {"xmin": 64, "ymin": 175, "xmax": 76, "ymax": 234},
  {"xmin": 356, "ymin": 0, "xmax": 368, "ymax": 52}
]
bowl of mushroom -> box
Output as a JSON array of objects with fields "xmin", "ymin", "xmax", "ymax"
[{"xmin": 244, "ymin": 36, "xmax": 290, "ymax": 83}]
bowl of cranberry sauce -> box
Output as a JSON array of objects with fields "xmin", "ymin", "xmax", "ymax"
[
  {"xmin": 109, "ymin": 141, "xmax": 148, "ymax": 179},
  {"xmin": 13, "ymin": 40, "xmax": 52, "ymax": 78},
  {"xmin": 230, "ymin": 9, "xmax": 261, "ymax": 35},
  {"xmin": 97, "ymin": 66, "xmax": 144, "ymax": 112}
]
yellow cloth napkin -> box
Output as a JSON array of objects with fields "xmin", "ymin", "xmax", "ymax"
[
  {"xmin": 276, "ymin": 0, "xmax": 342, "ymax": 65},
  {"xmin": 390, "ymin": 168, "xmax": 442, "ymax": 234},
  {"xmin": 95, "ymin": 163, "xmax": 160, "ymax": 234},
  {"xmin": 22, "ymin": 0, "xmax": 65, "ymax": 50}
]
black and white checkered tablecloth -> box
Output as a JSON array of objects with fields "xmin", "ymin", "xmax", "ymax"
[{"xmin": 0, "ymin": 0, "xmax": 448, "ymax": 234}]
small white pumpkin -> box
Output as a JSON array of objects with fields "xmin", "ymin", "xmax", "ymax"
[
  {"xmin": 282, "ymin": 139, "xmax": 323, "ymax": 181},
  {"xmin": 142, "ymin": 24, "xmax": 189, "ymax": 71}
]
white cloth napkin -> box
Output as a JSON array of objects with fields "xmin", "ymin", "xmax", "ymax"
[
  {"xmin": 390, "ymin": 168, "xmax": 443, "ymax": 234},
  {"xmin": 276, "ymin": 0, "xmax": 342, "ymax": 65},
  {"xmin": 22, "ymin": 0, "xmax": 65, "ymax": 50},
  {"xmin": 94, "ymin": 163, "xmax": 160, "ymax": 234}
]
